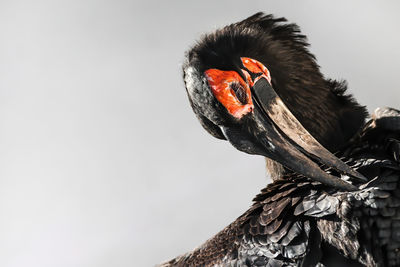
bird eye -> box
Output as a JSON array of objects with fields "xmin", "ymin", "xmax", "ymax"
[
  {"xmin": 204, "ymin": 68, "xmax": 254, "ymax": 119},
  {"xmin": 230, "ymin": 82, "xmax": 248, "ymax": 105}
]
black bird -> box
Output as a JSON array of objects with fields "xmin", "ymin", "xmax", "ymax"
[{"xmin": 160, "ymin": 13, "xmax": 400, "ymax": 266}]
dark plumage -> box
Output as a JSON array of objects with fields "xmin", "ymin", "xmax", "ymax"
[{"xmin": 160, "ymin": 13, "xmax": 400, "ymax": 266}]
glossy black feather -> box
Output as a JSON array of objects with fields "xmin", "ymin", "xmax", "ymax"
[
  {"xmin": 160, "ymin": 13, "xmax": 400, "ymax": 267},
  {"xmin": 160, "ymin": 109, "xmax": 400, "ymax": 266}
]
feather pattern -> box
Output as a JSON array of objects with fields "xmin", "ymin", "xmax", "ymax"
[
  {"xmin": 160, "ymin": 12, "xmax": 400, "ymax": 267},
  {"xmin": 159, "ymin": 107, "xmax": 400, "ymax": 266}
]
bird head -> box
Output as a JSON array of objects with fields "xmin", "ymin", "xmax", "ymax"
[{"xmin": 183, "ymin": 13, "xmax": 367, "ymax": 191}]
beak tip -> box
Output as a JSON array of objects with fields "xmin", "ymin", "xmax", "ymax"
[
  {"xmin": 327, "ymin": 175, "xmax": 358, "ymax": 191},
  {"xmin": 348, "ymin": 169, "xmax": 368, "ymax": 182}
]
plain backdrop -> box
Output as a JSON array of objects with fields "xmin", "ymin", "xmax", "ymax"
[{"xmin": 1, "ymin": 1, "xmax": 400, "ymax": 266}]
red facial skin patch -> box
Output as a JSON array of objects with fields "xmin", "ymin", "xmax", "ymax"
[
  {"xmin": 241, "ymin": 57, "xmax": 272, "ymax": 84},
  {"xmin": 204, "ymin": 57, "xmax": 272, "ymax": 119},
  {"xmin": 204, "ymin": 69, "xmax": 253, "ymax": 119}
]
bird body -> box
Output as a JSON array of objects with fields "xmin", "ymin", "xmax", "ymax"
[
  {"xmin": 160, "ymin": 13, "xmax": 400, "ymax": 266},
  {"xmin": 161, "ymin": 108, "xmax": 400, "ymax": 266}
]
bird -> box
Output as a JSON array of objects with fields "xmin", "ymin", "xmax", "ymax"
[{"xmin": 159, "ymin": 13, "xmax": 400, "ymax": 266}]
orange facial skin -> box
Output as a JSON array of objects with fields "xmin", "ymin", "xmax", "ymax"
[
  {"xmin": 241, "ymin": 57, "xmax": 271, "ymax": 84},
  {"xmin": 204, "ymin": 69, "xmax": 253, "ymax": 119},
  {"xmin": 204, "ymin": 57, "xmax": 272, "ymax": 119}
]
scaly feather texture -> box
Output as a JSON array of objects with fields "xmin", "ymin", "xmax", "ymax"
[
  {"xmin": 160, "ymin": 13, "xmax": 399, "ymax": 266},
  {"xmin": 160, "ymin": 108, "xmax": 400, "ymax": 266}
]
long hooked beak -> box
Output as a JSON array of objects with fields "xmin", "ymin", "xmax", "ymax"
[{"xmin": 223, "ymin": 77, "xmax": 366, "ymax": 191}]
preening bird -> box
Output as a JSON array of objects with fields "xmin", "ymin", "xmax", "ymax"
[{"xmin": 160, "ymin": 13, "xmax": 400, "ymax": 266}]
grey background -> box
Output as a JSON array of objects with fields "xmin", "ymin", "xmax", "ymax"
[{"xmin": 1, "ymin": 1, "xmax": 399, "ymax": 266}]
